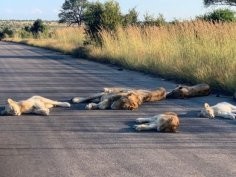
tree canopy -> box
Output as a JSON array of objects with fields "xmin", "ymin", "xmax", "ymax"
[
  {"xmin": 59, "ymin": 0, "xmax": 88, "ymax": 26},
  {"xmin": 204, "ymin": 0, "xmax": 236, "ymax": 6}
]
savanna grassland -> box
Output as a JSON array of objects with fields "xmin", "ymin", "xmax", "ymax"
[{"xmin": 4, "ymin": 20, "xmax": 236, "ymax": 93}]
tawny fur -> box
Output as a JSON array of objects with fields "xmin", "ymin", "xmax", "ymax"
[
  {"xmin": 1, "ymin": 96, "xmax": 70, "ymax": 116},
  {"xmin": 199, "ymin": 102, "xmax": 236, "ymax": 119},
  {"xmin": 72, "ymin": 87, "xmax": 166, "ymax": 110},
  {"xmin": 134, "ymin": 112, "xmax": 180, "ymax": 133},
  {"xmin": 166, "ymin": 83, "xmax": 210, "ymax": 99}
]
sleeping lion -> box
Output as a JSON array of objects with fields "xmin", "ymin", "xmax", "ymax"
[
  {"xmin": 1, "ymin": 96, "xmax": 71, "ymax": 116},
  {"xmin": 166, "ymin": 83, "xmax": 210, "ymax": 99},
  {"xmin": 72, "ymin": 87, "xmax": 166, "ymax": 110},
  {"xmin": 199, "ymin": 102, "xmax": 236, "ymax": 119},
  {"xmin": 134, "ymin": 112, "xmax": 180, "ymax": 132}
]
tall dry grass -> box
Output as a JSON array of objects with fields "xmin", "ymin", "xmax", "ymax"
[
  {"xmin": 5, "ymin": 21, "xmax": 236, "ymax": 93},
  {"xmin": 90, "ymin": 21, "xmax": 236, "ymax": 93},
  {"xmin": 7, "ymin": 27, "xmax": 85, "ymax": 54}
]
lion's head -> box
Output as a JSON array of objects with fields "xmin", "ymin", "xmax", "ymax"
[
  {"xmin": 199, "ymin": 103, "xmax": 215, "ymax": 119},
  {"xmin": 159, "ymin": 112, "xmax": 180, "ymax": 133},
  {"xmin": 1, "ymin": 99, "xmax": 21, "ymax": 116},
  {"xmin": 111, "ymin": 93, "xmax": 142, "ymax": 110}
]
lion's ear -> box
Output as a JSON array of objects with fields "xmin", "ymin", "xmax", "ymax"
[
  {"xmin": 7, "ymin": 98, "xmax": 15, "ymax": 105},
  {"xmin": 204, "ymin": 103, "xmax": 210, "ymax": 109}
]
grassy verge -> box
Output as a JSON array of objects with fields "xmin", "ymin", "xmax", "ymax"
[
  {"xmin": 5, "ymin": 21, "xmax": 236, "ymax": 94},
  {"xmin": 5, "ymin": 27, "xmax": 85, "ymax": 54}
]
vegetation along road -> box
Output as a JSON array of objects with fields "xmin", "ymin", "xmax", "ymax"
[{"xmin": 0, "ymin": 41, "xmax": 235, "ymax": 177}]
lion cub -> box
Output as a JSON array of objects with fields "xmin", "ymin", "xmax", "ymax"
[
  {"xmin": 72, "ymin": 87, "xmax": 166, "ymax": 110},
  {"xmin": 199, "ymin": 102, "xmax": 236, "ymax": 119},
  {"xmin": 1, "ymin": 96, "xmax": 71, "ymax": 116},
  {"xmin": 134, "ymin": 112, "xmax": 180, "ymax": 132}
]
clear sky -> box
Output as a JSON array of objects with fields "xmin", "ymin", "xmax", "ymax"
[{"xmin": 0, "ymin": 0, "xmax": 235, "ymax": 21}]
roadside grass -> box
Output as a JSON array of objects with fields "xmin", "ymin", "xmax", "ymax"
[
  {"xmin": 90, "ymin": 21, "xmax": 236, "ymax": 93},
  {"xmin": 5, "ymin": 21, "xmax": 236, "ymax": 93},
  {"xmin": 6, "ymin": 27, "xmax": 85, "ymax": 54}
]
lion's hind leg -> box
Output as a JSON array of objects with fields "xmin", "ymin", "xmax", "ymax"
[
  {"xmin": 104, "ymin": 87, "xmax": 131, "ymax": 93},
  {"xmin": 32, "ymin": 96, "xmax": 70, "ymax": 108}
]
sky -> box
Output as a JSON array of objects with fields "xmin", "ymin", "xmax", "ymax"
[{"xmin": 0, "ymin": 0, "xmax": 236, "ymax": 21}]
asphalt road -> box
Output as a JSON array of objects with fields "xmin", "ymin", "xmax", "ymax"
[{"xmin": 0, "ymin": 41, "xmax": 235, "ymax": 177}]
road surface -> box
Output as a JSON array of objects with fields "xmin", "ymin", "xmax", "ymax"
[{"xmin": 0, "ymin": 41, "xmax": 235, "ymax": 177}]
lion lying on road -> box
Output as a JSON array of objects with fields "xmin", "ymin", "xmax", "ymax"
[
  {"xmin": 1, "ymin": 96, "xmax": 71, "ymax": 116},
  {"xmin": 72, "ymin": 87, "xmax": 166, "ymax": 110},
  {"xmin": 134, "ymin": 112, "xmax": 180, "ymax": 132},
  {"xmin": 199, "ymin": 102, "xmax": 236, "ymax": 119},
  {"xmin": 166, "ymin": 83, "xmax": 210, "ymax": 99}
]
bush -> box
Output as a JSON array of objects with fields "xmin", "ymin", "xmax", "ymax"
[
  {"xmin": 0, "ymin": 27, "xmax": 15, "ymax": 39},
  {"xmin": 199, "ymin": 8, "xmax": 236, "ymax": 22},
  {"xmin": 30, "ymin": 19, "xmax": 48, "ymax": 37},
  {"xmin": 19, "ymin": 29, "xmax": 32, "ymax": 38},
  {"xmin": 84, "ymin": 0, "xmax": 122, "ymax": 44},
  {"xmin": 143, "ymin": 13, "xmax": 166, "ymax": 26}
]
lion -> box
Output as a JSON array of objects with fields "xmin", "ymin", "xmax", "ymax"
[
  {"xmin": 134, "ymin": 112, "xmax": 180, "ymax": 132},
  {"xmin": 166, "ymin": 83, "xmax": 210, "ymax": 99},
  {"xmin": 199, "ymin": 102, "xmax": 236, "ymax": 119},
  {"xmin": 1, "ymin": 96, "xmax": 71, "ymax": 116},
  {"xmin": 72, "ymin": 87, "xmax": 166, "ymax": 110}
]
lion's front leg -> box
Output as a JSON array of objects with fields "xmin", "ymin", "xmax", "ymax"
[
  {"xmin": 218, "ymin": 112, "xmax": 236, "ymax": 119},
  {"xmin": 32, "ymin": 102, "xmax": 50, "ymax": 116},
  {"xmin": 134, "ymin": 123, "xmax": 157, "ymax": 131},
  {"xmin": 33, "ymin": 108, "xmax": 50, "ymax": 116},
  {"xmin": 72, "ymin": 92, "xmax": 105, "ymax": 103},
  {"xmin": 97, "ymin": 99, "xmax": 110, "ymax": 110},
  {"xmin": 85, "ymin": 103, "xmax": 99, "ymax": 110},
  {"xmin": 135, "ymin": 117, "xmax": 155, "ymax": 123}
]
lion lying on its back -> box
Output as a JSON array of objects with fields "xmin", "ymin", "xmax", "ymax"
[
  {"xmin": 72, "ymin": 87, "xmax": 166, "ymax": 110},
  {"xmin": 1, "ymin": 96, "xmax": 70, "ymax": 116},
  {"xmin": 134, "ymin": 112, "xmax": 180, "ymax": 133},
  {"xmin": 166, "ymin": 83, "xmax": 210, "ymax": 99}
]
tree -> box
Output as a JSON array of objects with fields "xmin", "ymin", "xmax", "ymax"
[
  {"xmin": 102, "ymin": 0, "xmax": 122, "ymax": 31},
  {"xmin": 59, "ymin": 0, "xmax": 88, "ymax": 26},
  {"xmin": 84, "ymin": 2, "xmax": 104, "ymax": 41},
  {"xmin": 122, "ymin": 8, "xmax": 138, "ymax": 26},
  {"xmin": 198, "ymin": 8, "xmax": 236, "ymax": 22},
  {"xmin": 204, "ymin": 0, "xmax": 236, "ymax": 6},
  {"xmin": 84, "ymin": 0, "xmax": 122, "ymax": 43}
]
